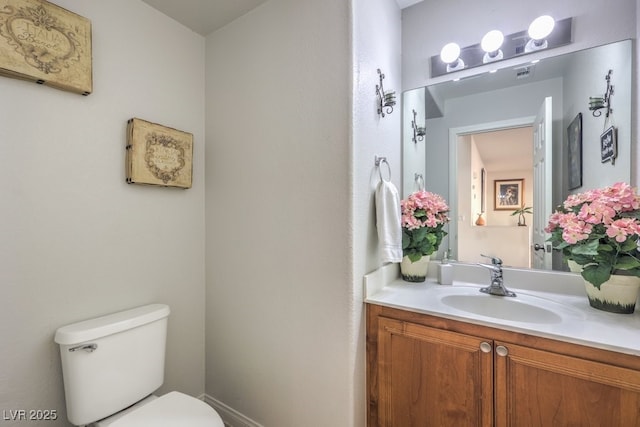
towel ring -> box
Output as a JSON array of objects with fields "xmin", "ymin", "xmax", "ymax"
[{"xmin": 375, "ymin": 156, "xmax": 392, "ymax": 182}]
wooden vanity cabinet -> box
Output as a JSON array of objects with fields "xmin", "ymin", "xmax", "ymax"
[{"xmin": 367, "ymin": 304, "xmax": 640, "ymax": 427}]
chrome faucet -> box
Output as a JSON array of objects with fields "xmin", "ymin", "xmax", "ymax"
[{"xmin": 478, "ymin": 254, "xmax": 516, "ymax": 297}]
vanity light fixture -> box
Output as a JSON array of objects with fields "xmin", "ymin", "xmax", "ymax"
[
  {"xmin": 430, "ymin": 16, "xmax": 572, "ymax": 78},
  {"xmin": 525, "ymin": 15, "xmax": 555, "ymax": 53},
  {"xmin": 376, "ymin": 68, "xmax": 396, "ymax": 117},
  {"xmin": 481, "ymin": 30, "xmax": 504, "ymax": 63},
  {"xmin": 411, "ymin": 109, "xmax": 426, "ymax": 143}
]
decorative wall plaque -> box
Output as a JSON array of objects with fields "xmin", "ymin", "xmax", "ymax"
[
  {"xmin": 126, "ymin": 118, "xmax": 193, "ymax": 189},
  {"xmin": 600, "ymin": 126, "xmax": 617, "ymax": 165},
  {"xmin": 0, "ymin": 0, "xmax": 92, "ymax": 95}
]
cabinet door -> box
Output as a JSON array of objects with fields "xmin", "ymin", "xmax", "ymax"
[
  {"xmin": 495, "ymin": 342, "xmax": 640, "ymax": 427},
  {"xmin": 378, "ymin": 317, "xmax": 493, "ymax": 427}
]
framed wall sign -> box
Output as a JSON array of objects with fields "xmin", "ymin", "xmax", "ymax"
[
  {"xmin": 567, "ymin": 113, "xmax": 582, "ymax": 190},
  {"xmin": 494, "ymin": 179, "xmax": 523, "ymax": 210},
  {"xmin": 0, "ymin": 0, "xmax": 92, "ymax": 95},
  {"xmin": 126, "ymin": 118, "xmax": 193, "ymax": 189},
  {"xmin": 600, "ymin": 126, "xmax": 617, "ymax": 164}
]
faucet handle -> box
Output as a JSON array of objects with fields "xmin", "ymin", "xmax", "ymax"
[{"xmin": 480, "ymin": 254, "xmax": 502, "ymax": 266}]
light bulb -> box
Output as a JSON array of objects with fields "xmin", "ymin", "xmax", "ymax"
[
  {"xmin": 440, "ymin": 43, "xmax": 461, "ymax": 64},
  {"xmin": 528, "ymin": 15, "xmax": 555, "ymax": 40},
  {"xmin": 481, "ymin": 30, "xmax": 504, "ymax": 53}
]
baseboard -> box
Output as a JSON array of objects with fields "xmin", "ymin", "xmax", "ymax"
[{"xmin": 203, "ymin": 394, "xmax": 264, "ymax": 427}]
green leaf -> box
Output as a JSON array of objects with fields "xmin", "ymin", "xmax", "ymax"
[
  {"xmin": 402, "ymin": 230, "xmax": 411, "ymax": 250},
  {"xmin": 413, "ymin": 227, "xmax": 428, "ymax": 242},
  {"xmin": 581, "ymin": 264, "xmax": 612, "ymax": 288},
  {"xmin": 414, "ymin": 209, "xmax": 426, "ymax": 218},
  {"xmin": 613, "ymin": 255, "xmax": 640, "ymax": 270},
  {"xmin": 598, "ymin": 244, "xmax": 615, "ymax": 252},
  {"xmin": 570, "ymin": 254, "xmax": 593, "ymax": 265},
  {"xmin": 619, "ymin": 238, "xmax": 638, "ymax": 252},
  {"xmin": 571, "ymin": 240, "xmax": 599, "ymax": 256},
  {"xmin": 407, "ymin": 251, "xmax": 422, "ymax": 262}
]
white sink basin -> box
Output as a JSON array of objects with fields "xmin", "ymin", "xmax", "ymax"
[{"xmin": 432, "ymin": 287, "xmax": 583, "ymax": 324}]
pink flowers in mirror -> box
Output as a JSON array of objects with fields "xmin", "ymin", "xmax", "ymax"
[{"xmin": 545, "ymin": 182, "xmax": 640, "ymax": 287}]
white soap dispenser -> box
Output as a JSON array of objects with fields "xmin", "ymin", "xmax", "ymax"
[{"xmin": 437, "ymin": 249, "xmax": 453, "ymax": 285}]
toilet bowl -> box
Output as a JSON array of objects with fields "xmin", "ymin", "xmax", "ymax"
[
  {"xmin": 93, "ymin": 392, "xmax": 224, "ymax": 427},
  {"xmin": 55, "ymin": 304, "xmax": 224, "ymax": 426}
]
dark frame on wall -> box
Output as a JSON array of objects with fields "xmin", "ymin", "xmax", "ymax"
[
  {"xmin": 567, "ymin": 113, "xmax": 583, "ymax": 190},
  {"xmin": 480, "ymin": 167, "xmax": 487, "ymax": 213}
]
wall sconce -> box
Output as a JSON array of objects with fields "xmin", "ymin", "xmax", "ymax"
[
  {"xmin": 589, "ymin": 69, "xmax": 614, "ymax": 117},
  {"xmin": 411, "ymin": 109, "xmax": 426, "ymax": 143},
  {"xmin": 430, "ymin": 16, "xmax": 572, "ymax": 78},
  {"xmin": 376, "ymin": 68, "xmax": 396, "ymax": 117}
]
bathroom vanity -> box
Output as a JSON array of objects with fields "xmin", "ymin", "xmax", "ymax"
[{"xmin": 365, "ymin": 264, "xmax": 640, "ymax": 426}]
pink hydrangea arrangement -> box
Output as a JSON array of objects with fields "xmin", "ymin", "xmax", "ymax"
[
  {"xmin": 401, "ymin": 190, "xmax": 450, "ymax": 262},
  {"xmin": 545, "ymin": 182, "xmax": 640, "ymax": 287}
]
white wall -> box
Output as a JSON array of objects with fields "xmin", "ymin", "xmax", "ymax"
[
  {"xmin": 0, "ymin": 1, "xmax": 206, "ymax": 425},
  {"xmin": 352, "ymin": 0, "xmax": 402, "ymax": 424},
  {"xmin": 204, "ymin": 0, "xmax": 352, "ymax": 425},
  {"xmin": 204, "ymin": 0, "xmax": 402, "ymax": 425}
]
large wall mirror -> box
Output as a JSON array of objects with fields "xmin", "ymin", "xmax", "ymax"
[{"xmin": 402, "ymin": 39, "xmax": 633, "ymax": 272}]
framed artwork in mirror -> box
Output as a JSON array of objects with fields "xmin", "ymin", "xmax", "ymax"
[
  {"xmin": 567, "ymin": 113, "xmax": 583, "ymax": 190},
  {"xmin": 480, "ymin": 167, "xmax": 486, "ymax": 213},
  {"xmin": 494, "ymin": 179, "xmax": 523, "ymax": 210}
]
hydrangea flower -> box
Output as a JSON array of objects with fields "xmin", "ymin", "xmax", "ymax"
[
  {"xmin": 401, "ymin": 191, "xmax": 450, "ymax": 262},
  {"xmin": 545, "ymin": 182, "xmax": 640, "ymax": 287}
]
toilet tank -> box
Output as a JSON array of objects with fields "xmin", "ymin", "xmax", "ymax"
[{"xmin": 54, "ymin": 304, "xmax": 170, "ymax": 426}]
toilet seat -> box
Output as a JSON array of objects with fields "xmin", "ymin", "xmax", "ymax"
[{"xmin": 98, "ymin": 391, "xmax": 224, "ymax": 427}]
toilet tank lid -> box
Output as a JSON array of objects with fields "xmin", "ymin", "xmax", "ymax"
[{"xmin": 54, "ymin": 304, "xmax": 170, "ymax": 345}]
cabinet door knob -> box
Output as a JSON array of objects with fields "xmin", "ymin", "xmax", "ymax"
[
  {"xmin": 480, "ymin": 342, "xmax": 492, "ymax": 353},
  {"xmin": 496, "ymin": 345, "xmax": 509, "ymax": 357}
]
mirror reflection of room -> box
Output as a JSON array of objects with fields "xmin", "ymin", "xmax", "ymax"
[
  {"xmin": 403, "ymin": 39, "xmax": 633, "ymax": 271},
  {"xmin": 458, "ymin": 127, "xmax": 533, "ymax": 269}
]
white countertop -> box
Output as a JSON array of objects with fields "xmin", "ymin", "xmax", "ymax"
[{"xmin": 364, "ymin": 263, "xmax": 640, "ymax": 356}]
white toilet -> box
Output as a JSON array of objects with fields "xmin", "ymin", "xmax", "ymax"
[{"xmin": 54, "ymin": 304, "xmax": 224, "ymax": 427}]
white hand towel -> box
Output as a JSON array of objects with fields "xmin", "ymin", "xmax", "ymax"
[{"xmin": 375, "ymin": 180, "xmax": 403, "ymax": 263}]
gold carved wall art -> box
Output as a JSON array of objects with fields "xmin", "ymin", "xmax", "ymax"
[
  {"xmin": 126, "ymin": 118, "xmax": 193, "ymax": 189},
  {"xmin": 0, "ymin": 0, "xmax": 92, "ymax": 95}
]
